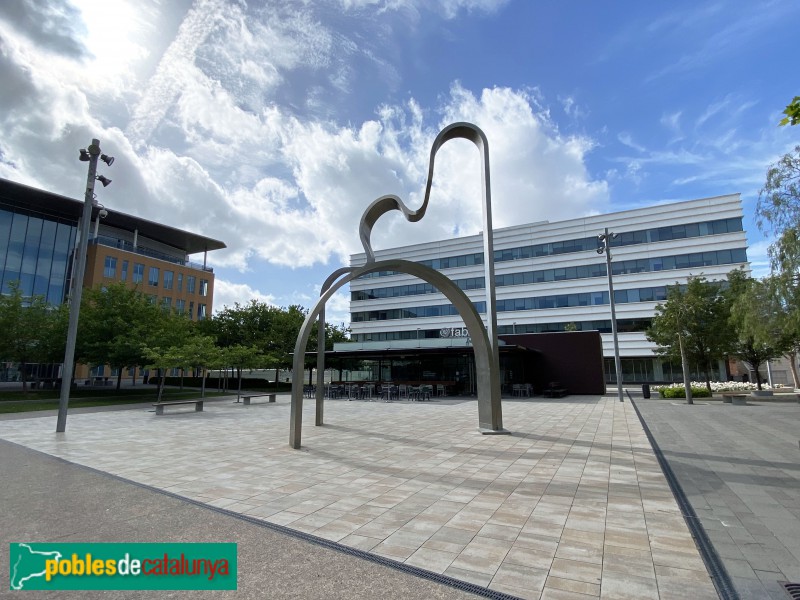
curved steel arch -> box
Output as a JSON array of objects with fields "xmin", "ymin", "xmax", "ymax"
[
  {"xmin": 290, "ymin": 259, "xmax": 504, "ymax": 449},
  {"xmin": 290, "ymin": 121, "xmax": 508, "ymax": 449}
]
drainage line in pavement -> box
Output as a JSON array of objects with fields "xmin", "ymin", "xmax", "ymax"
[
  {"xmin": 626, "ymin": 391, "xmax": 739, "ymax": 600},
  {"xmin": 6, "ymin": 440, "xmax": 522, "ymax": 600}
]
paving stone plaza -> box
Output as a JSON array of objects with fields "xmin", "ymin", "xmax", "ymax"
[{"xmin": 2, "ymin": 393, "xmax": 798, "ymax": 599}]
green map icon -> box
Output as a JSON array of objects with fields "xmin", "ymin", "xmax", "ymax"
[{"xmin": 9, "ymin": 543, "xmax": 63, "ymax": 590}]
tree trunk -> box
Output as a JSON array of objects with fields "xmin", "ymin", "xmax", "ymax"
[
  {"xmin": 157, "ymin": 368, "xmax": 165, "ymax": 402},
  {"xmin": 180, "ymin": 368, "xmax": 184, "ymax": 391},
  {"xmin": 201, "ymin": 368, "xmax": 206, "ymax": 398},
  {"xmin": 116, "ymin": 369, "xmax": 122, "ymax": 390},
  {"xmin": 678, "ymin": 333, "xmax": 693, "ymax": 404},
  {"xmin": 20, "ymin": 361, "xmax": 28, "ymax": 394},
  {"xmin": 787, "ymin": 350, "xmax": 800, "ymax": 390}
]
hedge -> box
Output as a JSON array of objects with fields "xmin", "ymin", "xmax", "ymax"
[{"xmin": 659, "ymin": 386, "xmax": 711, "ymax": 398}]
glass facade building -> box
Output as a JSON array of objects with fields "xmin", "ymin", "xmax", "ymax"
[{"xmin": 345, "ymin": 194, "xmax": 750, "ymax": 385}]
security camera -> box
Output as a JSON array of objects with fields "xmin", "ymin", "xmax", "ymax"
[{"xmin": 98, "ymin": 209, "xmax": 108, "ymax": 219}]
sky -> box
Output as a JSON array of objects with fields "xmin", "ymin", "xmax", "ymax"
[{"xmin": 0, "ymin": 0, "xmax": 797, "ymax": 327}]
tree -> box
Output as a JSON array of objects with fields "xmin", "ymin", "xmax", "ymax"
[
  {"xmin": 725, "ymin": 270, "xmax": 787, "ymax": 389},
  {"xmin": 779, "ymin": 96, "xmax": 800, "ymax": 127},
  {"xmin": 757, "ymin": 146, "xmax": 800, "ymax": 277},
  {"xmin": 0, "ymin": 281, "xmax": 64, "ymax": 392},
  {"xmin": 141, "ymin": 307, "xmax": 195, "ymax": 402},
  {"xmin": 647, "ymin": 276, "xmax": 732, "ymax": 396},
  {"xmin": 734, "ymin": 274, "xmax": 800, "ymax": 389},
  {"xmin": 77, "ymin": 283, "xmax": 161, "ymax": 390}
]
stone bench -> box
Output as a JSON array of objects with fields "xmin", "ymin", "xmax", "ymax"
[
  {"xmin": 241, "ymin": 393, "xmax": 276, "ymax": 405},
  {"xmin": 722, "ymin": 394, "xmax": 748, "ymax": 405},
  {"xmin": 153, "ymin": 400, "xmax": 204, "ymax": 415}
]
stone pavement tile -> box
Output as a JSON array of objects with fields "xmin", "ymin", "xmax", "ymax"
[
  {"xmin": 723, "ymin": 557, "xmax": 760, "ymax": 579},
  {"xmin": 753, "ymin": 570, "xmax": 790, "ymax": 598},
  {"xmin": 540, "ymin": 588, "xmax": 597, "ymax": 600},
  {"xmin": 543, "ymin": 575, "xmax": 600, "ymax": 597},
  {"xmin": 404, "ymin": 546, "xmax": 459, "ymax": 573},
  {"xmin": 554, "ymin": 540, "xmax": 603, "ymax": 565},
  {"xmin": 548, "ymin": 558, "xmax": 602, "ymax": 585},
  {"xmin": 372, "ymin": 540, "xmax": 418, "ymax": 561},
  {"xmin": 730, "ymin": 576, "xmax": 775, "ymax": 600},
  {"xmin": 339, "ymin": 533, "xmax": 382, "ymax": 552},
  {"xmin": 442, "ymin": 565, "xmax": 492, "ymax": 588},
  {"xmin": 421, "ymin": 525, "xmax": 475, "ymax": 554},
  {"xmin": 505, "ymin": 544, "xmax": 556, "ymax": 570},
  {"xmin": 651, "ymin": 547, "xmax": 707, "ymax": 572},
  {"xmin": 477, "ymin": 522, "xmax": 522, "ymax": 542},
  {"xmin": 602, "ymin": 528, "xmax": 650, "ymax": 550},
  {"xmin": 654, "ymin": 575, "xmax": 719, "ymax": 600},
  {"xmin": 602, "ymin": 549, "xmax": 655, "ymax": 579},
  {"xmin": 598, "ymin": 571, "xmax": 659, "ymax": 600},
  {"xmin": 490, "ymin": 562, "xmax": 548, "ymax": 596},
  {"xmin": 448, "ymin": 535, "xmax": 513, "ymax": 575}
]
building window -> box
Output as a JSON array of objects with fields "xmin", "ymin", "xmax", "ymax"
[
  {"xmin": 186, "ymin": 275, "xmax": 196, "ymax": 294},
  {"xmin": 148, "ymin": 295, "xmax": 157, "ymax": 304},
  {"xmin": 103, "ymin": 256, "xmax": 117, "ymax": 278},
  {"xmin": 164, "ymin": 270, "xmax": 174, "ymax": 290},
  {"xmin": 162, "ymin": 297, "xmax": 172, "ymax": 311},
  {"xmin": 175, "ymin": 299, "xmax": 186, "ymax": 314},
  {"xmin": 132, "ymin": 263, "xmax": 144, "ymax": 283},
  {"xmin": 148, "ymin": 266, "xmax": 159, "ymax": 286},
  {"xmin": 177, "ymin": 273, "xmax": 183, "ymax": 292},
  {"xmin": 189, "ymin": 301, "xmax": 194, "ymax": 318},
  {"xmin": 121, "ymin": 260, "xmax": 129, "ymax": 281},
  {"xmin": 198, "ymin": 303, "xmax": 206, "ymax": 319},
  {"xmin": 199, "ymin": 279, "xmax": 208, "ymax": 297}
]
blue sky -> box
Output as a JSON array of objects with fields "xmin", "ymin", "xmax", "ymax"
[{"xmin": 0, "ymin": 0, "xmax": 796, "ymax": 326}]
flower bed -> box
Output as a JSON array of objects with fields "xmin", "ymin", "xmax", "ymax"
[{"xmin": 653, "ymin": 381, "xmax": 771, "ymax": 395}]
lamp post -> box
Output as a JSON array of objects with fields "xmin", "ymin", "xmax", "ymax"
[
  {"xmin": 56, "ymin": 140, "xmax": 114, "ymax": 432},
  {"xmin": 512, "ymin": 322, "xmax": 517, "ymax": 334},
  {"xmin": 597, "ymin": 228, "xmax": 624, "ymax": 403}
]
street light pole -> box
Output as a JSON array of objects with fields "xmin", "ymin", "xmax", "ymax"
[
  {"xmin": 598, "ymin": 228, "xmax": 624, "ymax": 403},
  {"xmin": 56, "ymin": 139, "xmax": 104, "ymax": 432}
]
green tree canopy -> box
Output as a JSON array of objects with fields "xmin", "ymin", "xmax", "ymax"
[
  {"xmin": 725, "ymin": 270, "xmax": 787, "ymax": 389},
  {"xmin": 757, "ymin": 145, "xmax": 800, "ymax": 277},
  {"xmin": 76, "ymin": 283, "xmax": 163, "ymax": 389},
  {"xmin": 779, "ymin": 96, "xmax": 800, "ymax": 127},
  {"xmin": 646, "ymin": 276, "xmax": 732, "ymax": 391}
]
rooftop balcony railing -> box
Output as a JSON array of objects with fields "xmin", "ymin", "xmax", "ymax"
[{"xmin": 89, "ymin": 236, "xmax": 213, "ymax": 272}]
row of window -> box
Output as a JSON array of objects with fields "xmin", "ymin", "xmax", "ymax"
[
  {"xmin": 351, "ymin": 248, "xmax": 747, "ymax": 301},
  {"xmin": 142, "ymin": 295, "xmax": 207, "ymax": 319},
  {"xmin": 103, "ymin": 256, "xmax": 209, "ymax": 295},
  {"xmin": 356, "ymin": 217, "xmax": 744, "ymax": 279},
  {"xmin": 350, "ymin": 317, "xmax": 655, "ymax": 341},
  {"xmin": 351, "ymin": 284, "xmax": 676, "ymax": 322}
]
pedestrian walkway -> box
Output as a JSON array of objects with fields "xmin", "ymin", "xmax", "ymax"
[
  {"xmin": 634, "ymin": 396, "xmax": 800, "ymax": 600},
  {"xmin": 0, "ymin": 394, "xmax": 719, "ymax": 599}
]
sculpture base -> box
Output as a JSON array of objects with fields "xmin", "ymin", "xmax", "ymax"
[{"xmin": 479, "ymin": 427, "xmax": 512, "ymax": 435}]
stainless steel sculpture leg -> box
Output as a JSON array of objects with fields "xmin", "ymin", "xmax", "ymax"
[{"xmin": 290, "ymin": 260, "xmax": 508, "ymax": 449}]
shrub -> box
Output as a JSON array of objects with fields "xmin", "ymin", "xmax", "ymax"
[{"xmin": 659, "ymin": 386, "xmax": 711, "ymax": 398}]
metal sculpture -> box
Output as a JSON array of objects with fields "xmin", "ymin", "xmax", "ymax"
[{"xmin": 290, "ymin": 122, "xmax": 508, "ymax": 449}]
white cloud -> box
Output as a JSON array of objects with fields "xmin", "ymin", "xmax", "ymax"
[
  {"xmin": 0, "ymin": 1, "xmax": 607, "ymax": 293},
  {"xmin": 213, "ymin": 279, "xmax": 276, "ymax": 312}
]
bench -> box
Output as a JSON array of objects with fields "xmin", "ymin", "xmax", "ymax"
[
  {"xmin": 722, "ymin": 394, "xmax": 747, "ymax": 405},
  {"xmin": 241, "ymin": 393, "xmax": 276, "ymax": 405},
  {"xmin": 153, "ymin": 400, "xmax": 204, "ymax": 415},
  {"xmin": 542, "ymin": 382, "xmax": 568, "ymax": 398}
]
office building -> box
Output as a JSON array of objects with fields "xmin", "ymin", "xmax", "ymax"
[
  {"xmin": 341, "ymin": 194, "xmax": 748, "ymax": 386},
  {"xmin": 0, "ymin": 178, "xmax": 225, "ymax": 382}
]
